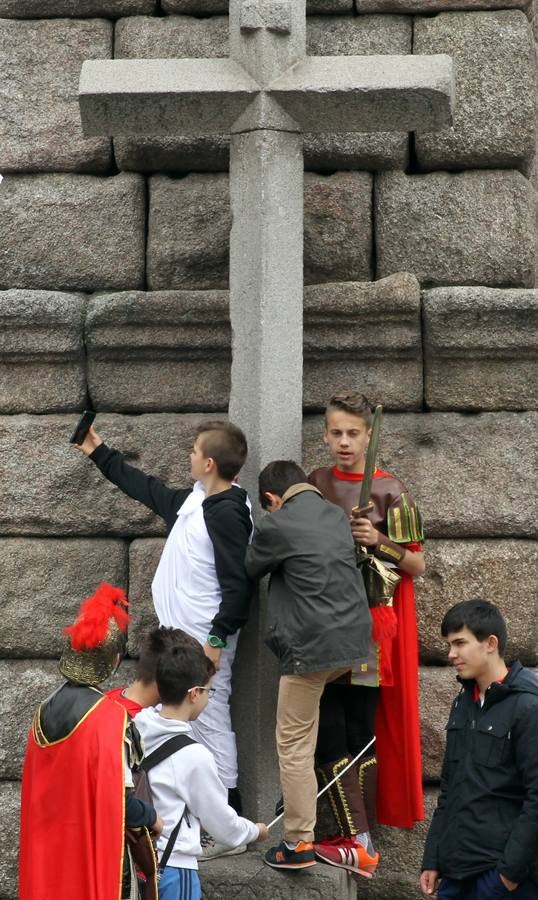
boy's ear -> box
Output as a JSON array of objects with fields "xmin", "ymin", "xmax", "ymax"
[
  {"xmin": 204, "ymin": 455, "xmax": 216, "ymax": 473},
  {"xmin": 264, "ymin": 492, "xmax": 283, "ymax": 512},
  {"xmin": 323, "ymin": 430, "xmax": 329, "ymax": 445}
]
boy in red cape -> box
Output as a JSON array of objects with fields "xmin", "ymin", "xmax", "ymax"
[
  {"xmin": 19, "ymin": 583, "xmax": 161, "ymax": 900},
  {"xmin": 308, "ymin": 391, "xmax": 425, "ymax": 874}
]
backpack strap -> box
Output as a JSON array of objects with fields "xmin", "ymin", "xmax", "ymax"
[
  {"xmin": 140, "ymin": 733, "xmax": 196, "ymax": 871},
  {"xmin": 140, "ymin": 734, "xmax": 195, "ymax": 772}
]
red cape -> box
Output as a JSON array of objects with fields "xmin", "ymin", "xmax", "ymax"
[
  {"xmin": 375, "ymin": 569, "xmax": 424, "ymax": 828},
  {"xmin": 19, "ymin": 693, "xmax": 127, "ymax": 900}
]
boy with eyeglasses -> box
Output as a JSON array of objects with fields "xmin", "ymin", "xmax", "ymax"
[{"xmin": 135, "ymin": 640, "xmax": 268, "ymax": 900}]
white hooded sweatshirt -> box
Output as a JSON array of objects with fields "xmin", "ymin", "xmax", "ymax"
[{"xmin": 135, "ymin": 708, "xmax": 259, "ymax": 870}]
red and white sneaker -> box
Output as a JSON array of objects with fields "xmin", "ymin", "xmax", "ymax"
[{"xmin": 314, "ymin": 835, "xmax": 379, "ymax": 878}]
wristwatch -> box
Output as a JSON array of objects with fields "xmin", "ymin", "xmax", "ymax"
[{"xmin": 207, "ymin": 634, "xmax": 227, "ymax": 649}]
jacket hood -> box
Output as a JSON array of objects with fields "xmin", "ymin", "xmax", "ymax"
[
  {"xmin": 134, "ymin": 707, "xmax": 194, "ymax": 754},
  {"xmin": 202, "ymin": 484, "xmax": 249, "ymax": 510},
  {"xmin": 459, "ymin": 660, "xmax": 538, "ymax": 700}
]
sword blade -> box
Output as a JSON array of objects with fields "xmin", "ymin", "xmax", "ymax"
[{"xmin": 358, "ymin": 404, "xmax": 382, "ymax": 510}]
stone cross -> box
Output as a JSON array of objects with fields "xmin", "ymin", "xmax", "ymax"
[{"xmin": 79, "ymin": 0, "xmax": 454, "ymax": 498}]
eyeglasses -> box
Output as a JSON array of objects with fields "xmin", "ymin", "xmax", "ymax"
[{"xmin": 188, "ymin": 686, "xmax": 216, "ymax": 698}]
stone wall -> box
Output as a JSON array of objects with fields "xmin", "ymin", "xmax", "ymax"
[{"xmin": 0, "ymin": 3, "xmax": 537, "ymax": 899}]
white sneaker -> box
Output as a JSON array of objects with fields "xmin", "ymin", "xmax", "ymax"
[{"xmin": 199, "ymin": 832, "xmax": 247, "ymax": 861}]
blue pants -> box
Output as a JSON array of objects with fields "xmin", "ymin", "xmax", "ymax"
[
  {"xmin": 158, "ymin": 866, "xmax": 202, "ymax": 900},
  {"xmin": 439, "ymin": 869, "xmax": 538, "ymax": 900}
]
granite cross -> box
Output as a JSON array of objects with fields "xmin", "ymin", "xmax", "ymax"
[{"xmin": 79, "ymin": 0, "xmax": 453, "ymax": 496}]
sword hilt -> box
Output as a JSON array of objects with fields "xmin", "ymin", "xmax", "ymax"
[{"xmin": 351, "ymin": 502, "xmax": 374, "ymax": 519}]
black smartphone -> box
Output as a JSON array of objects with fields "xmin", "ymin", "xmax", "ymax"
[{"xmin": 69, "ymin": 410, "xmax": 96, "ymax": 445}]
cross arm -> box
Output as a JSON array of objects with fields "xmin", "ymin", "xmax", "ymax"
[
  {"xmin": 79, "ymin": 59, "xmax": 259, "ymax": 136},
  {"xmin": 267, "ymin": 55, "xmax": 454, "ymax": 133}
]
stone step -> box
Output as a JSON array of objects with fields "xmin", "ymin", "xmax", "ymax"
[{"xmin": 199, "ymin": 850, "xmax": 356, "ymax": 899}]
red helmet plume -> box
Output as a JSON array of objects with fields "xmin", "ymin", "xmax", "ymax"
[{"xmin": 64, "ymin": 582, "xmax": 130, "ymax": 651}]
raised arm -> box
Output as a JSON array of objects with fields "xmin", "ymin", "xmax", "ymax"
[{"xmin": 75, "ymin": 425, "xmax": 191, "ymax": 527}]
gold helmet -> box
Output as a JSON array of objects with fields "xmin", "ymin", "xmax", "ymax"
[{"xmin": 58, "ymin": 583, "xmax": 130, "ymax": 686}]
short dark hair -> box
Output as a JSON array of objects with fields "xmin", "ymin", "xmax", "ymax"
[
  {"xmin": 135, "ymin": 626, "xmax": 201, "ymax": 685},
  {"xmin": 441, "ymin": 599, "xmax": 508, "ymax": 657},
  {"xmin": 324, "ymin": 391, "xmax": 373, "ymax": 428},
  {"xmin": 195, "ymin": 420, "xmax": 248, "ymax": 480},
  {"xmin": 156, "ymin": 641, "xmax": 216, "ymax": 705},
  {"xmin": 258, "ymin": 460, "xmax": 307, "ymax": 509}
]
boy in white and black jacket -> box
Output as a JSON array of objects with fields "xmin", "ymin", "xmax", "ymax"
[
  {"xmin": 76, "ymin": 420, "xmax": 253, "ymax": 842},
  {"xmin": 135, "ymin": 642, "xmax": 268, "ymax": 900}
]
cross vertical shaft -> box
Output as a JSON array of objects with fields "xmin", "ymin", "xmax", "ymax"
[{"xmin": 229, "ymin": 129, "xmax": 303, "ymax": 497}]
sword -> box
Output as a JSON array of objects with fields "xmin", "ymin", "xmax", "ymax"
[
  {"xmin": 266, "ymin": 736, "xmax": 376, "ymax": 831},
  {"xmin": 352, "ymin": 404, "xmax": 382, "ymax": 519}
]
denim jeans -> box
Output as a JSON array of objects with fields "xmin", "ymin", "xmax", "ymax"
[{"xmin": 438, "ymin": 868, "xmax": 538, "ymax": 900}]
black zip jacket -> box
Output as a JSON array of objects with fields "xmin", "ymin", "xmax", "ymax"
[
  {"xmin": 422, "ymin": 661, "xmax": 538, "ymax": 884},
  {"xmin": 89, "ymin": 443, "xmax": 253, "ymax": 641}
]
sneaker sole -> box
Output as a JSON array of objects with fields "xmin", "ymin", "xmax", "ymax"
[
  {"xmin": 199, "ymin": 845, "xmax": 247, "ymax": 862},
  {"xmin": 264, "ymin": 859, "xmax": 317, "ymax": 870},
  {"xmin": 315, "ymin": 850, "xmax": 376, "ymax": 879}
]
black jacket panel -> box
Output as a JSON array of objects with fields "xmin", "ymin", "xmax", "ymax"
[
  {"xmin": 245, "ymin": 487, "xmax": 371, "ymax": 676},
  {"xmin": 422, "ymin": 662, "xmax": 538, "ymax": 883},
  {"xmin": 90, "ymin": 443, "xmax": 192, "ymax": 534},
  {"xmin": 202, "ymin": 489, "xmax": 253, "ymax": 641}
]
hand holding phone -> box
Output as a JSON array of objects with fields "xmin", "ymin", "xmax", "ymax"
[{"xmin": 69, "ymin": 410, "xmax": 96, "ymax": 445}]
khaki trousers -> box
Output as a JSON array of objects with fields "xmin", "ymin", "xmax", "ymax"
[{"xmin": 276, "ymin": 667, "xmax": 350, "ymax": 842}]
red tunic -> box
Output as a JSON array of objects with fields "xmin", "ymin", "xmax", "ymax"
[
  {"xmin": 309, "ymin": 465, "xmax": 425, "ymax": 829},
  {"xmin": 19, "ymin": 693, "xmax": 127, "ymax": 900}
]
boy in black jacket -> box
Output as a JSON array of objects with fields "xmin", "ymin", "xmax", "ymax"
[
  {"xmin": 421, "ymin": 599, "xmax": 538, "ymax": 900},
  {"xmin": 76, "ymin": 420, "xmax": 252, "ymax": 859},
  {"xmin": 245, "ymin": 460, "xmax": 371, "ymax": 873}
]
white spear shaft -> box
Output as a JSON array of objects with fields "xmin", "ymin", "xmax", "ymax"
[{"xmin": 266, "ymin": 735, "xmax": 376, "ymax": 831}]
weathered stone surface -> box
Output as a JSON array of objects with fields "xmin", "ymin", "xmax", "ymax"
[
  {"xmin": 86, "ymin": 290, "xmax": 230, "ymax": 411},
  {"xmin": 1, "ymin": 412, "xmax": 535, "ymax": 538},
  {"xmin": 304, "ymin": 173, "xmax": 373, "ymax": 283},
  {"xmin": 303, "ymin": 15, "xmax": 410, "ymax": 171},
  {"xmin": 161, "ymin": 0, "xmax": 227, "ymax": 10},
  {"xmin": 128, "ymin": 539, "xmax": 163, "ymax": 656},
  {"xmin": 0, "ymin": 539, "xmax": 128, "ymax": 658},
  {"xmin": 0, "ymin": 291, "xmax": 86, "ymax": 413},
  {"xmin": 415, "ymin": 540, "xmax": 538, "ymax": 666},
  {"xmin": 147, "ymin": 172, "xmax": 373, "ymax": 289},
  {"xmin": 161, "ymin": 1, "xmax": 352, "ymax": 11},
  {"xmin": 303, "ymin": 274, "xmax": 422, "ymax": 408},
  {"xmin": 0, "ymin": 414, "xmax": 205, "ymax": 536},
  {"xmin": 85, "ymin": 274, "xmax": 420, "ymax": 413},
  {"xmin": 0, "ymin": 0, "xmax": 154, "ymax": 13},
  {"xmin": 419, "ymin": 667, "xmax": 455, "ymax": 783},
  {"xmin": 0, "ymin": 19, "xmax": 112, "ymax": 174},
  {"xmin": 303, "ymin": 412, "xmax": 538, "ymax": 538},
  {"xmin": 0, "ymin": 782, "xmax": 19, "ymax": 900},
  {"xmin": 307, "ymin": 0, "xmax": 352, "ymax": 9},
  {"xmin": 376, "ymin": 171, "xmax": 537, "ymax": 288},
  {"xmin": 198, "ymin": 849, "xmax": 357, "ymax": 899},
  {"xmin": 147, "ymin": 175, "xmax": 230, "ymax": 290},
  {"xmin": 116, "ymin": 13, "xmax": 229, "ymax": 57},
  {"xmin": 358, "ymin": 0, "xmax": 530, "ymax": 10},
  {"xmin": 423, "ymin": 287, "xmax": 538, "ymax": 410},
  {"xmin": 362, "ymin": 788, "xmax": 438, "ymax": 900},
  {"xmin": 414, "ymin": 12, "xmax": 535, "ymax": 173},
  {"xmin": 0, "ymin": 659, "xmax": 134, "ymax": 781},
  {"xmin": 114, "ymin": 13, "xmax": 409, "ymax": 173},
  {"xmin": 0, "ymin": 174, "xmax": 145, "ymax": 292},
  {"xmin": 113, "ymin": 15, "xmax": 229, "ymax": 173}
]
